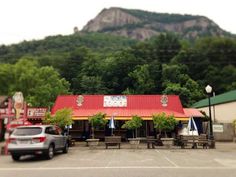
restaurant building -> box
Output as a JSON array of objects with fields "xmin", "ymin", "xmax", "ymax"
[{"xmin": 51, "ymin": 95, "xmax": 204, "ymax": 140}]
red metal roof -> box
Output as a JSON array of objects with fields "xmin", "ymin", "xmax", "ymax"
[
  {"xmin": 183, "ymin": 108, "xmax": 204, "ymax": 118},
  {"xmin": 52, "ymin": 95, "xmax": 189, "ymax": 118}
]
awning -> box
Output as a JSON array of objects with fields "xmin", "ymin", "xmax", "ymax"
[
  {"xmin": 72, "ymin": 116, "xmax": 189, "ymax": 121},
  {"xmin": 183, "ymin": 108, "xmax": 204, "ymax": 118}
]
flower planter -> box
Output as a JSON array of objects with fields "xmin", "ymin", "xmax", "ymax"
[
  {"xmin": 161, "ymin": 138, "xmax": 174, "ymax": 148},
  {"xmin": 128, "ymin": 138, "xmax": 141, "ymax": 149},
  {"xmin": 86, "ymin": 139, "xmax": 99, "ymax": 148}
]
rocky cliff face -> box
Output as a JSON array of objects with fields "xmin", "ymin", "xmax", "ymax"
[
  {"xmin": 82, "ymin": 7, "xmax": 231, "ymax": 40},
  {"xmin": 83, "ymin": 8, "xmax": 141, "ymax": 32}
]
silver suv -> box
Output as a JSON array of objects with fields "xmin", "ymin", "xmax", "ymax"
[{"xmin": 8, "ymin": 125, "xmax": 69, "ymax": 161}]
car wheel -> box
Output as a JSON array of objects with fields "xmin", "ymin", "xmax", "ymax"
[
  {"xmin": 11, "ymin": 154, "xmax": 21, "ymax": 161},
  {"xmin": 63, "ymin": 142, "xmax": 69, "ymax": 153},
  {"xmin": 45, "ymin": 144, "xmax": 54, "ymax": 160}
]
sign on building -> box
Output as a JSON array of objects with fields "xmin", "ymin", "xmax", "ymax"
[
  {"xmin": 213, "ymin": 124, "xmax": 224, "ymax": 133},
  {"xmin": 27, "ymin": 108, "xmax": 47, "ymax": 118},
  {"xmin": 103, "ymin": 96, "xmax": 127, "ymax": 107},
  {"xmin": 160, "ymin": 95, "xmax": 168, "ymax": 107}
]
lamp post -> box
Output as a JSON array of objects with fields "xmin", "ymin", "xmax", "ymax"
[{"xmin": 205, "ymin": 85, "xmax": 215, "ymax": 148}]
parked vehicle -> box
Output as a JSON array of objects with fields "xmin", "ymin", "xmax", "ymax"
[{"xmin": 8, "ymin": 125, "xmax": 69, "ymax": 161}]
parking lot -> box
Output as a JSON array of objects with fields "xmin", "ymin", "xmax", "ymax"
[{"xmin": 0, "ymin": 142, "xmax": 236, "ymax": 177}]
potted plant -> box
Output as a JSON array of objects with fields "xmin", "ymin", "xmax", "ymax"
[
  {"xmin": 152, "ymin": 113, "xmax": 177, "ymax": 148},
  {"xmin": 122, "ymin": 115, "xmax": 143, "ymax": 148},
  {"xmin": 87, "ymin": 112, "xmax": 107, "ymax": 147}
]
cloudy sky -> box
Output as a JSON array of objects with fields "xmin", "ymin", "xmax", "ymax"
[{"xmin": 0, "ymin": 0, "xmax": 235, "ymax": 45}]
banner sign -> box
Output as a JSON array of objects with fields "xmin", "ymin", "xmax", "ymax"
[
  {"xmin": 103, "ymin": 96, "xmax": 127, "ymax": 107},
  {"xmin": 27, "ymin": 108, "xmax": 47, "ymax": 118},
  {"xmin": 0, "ymin": 108, "xmax": 47, "ymax": 119}
]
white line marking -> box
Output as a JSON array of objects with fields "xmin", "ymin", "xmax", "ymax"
[
  {"xmin": 155, "ymin": 150, "xmax": 178, "ymax": 167},
  {"xmin": 0, "ymin": 166, "xmax": 236, "ymax": 171}
]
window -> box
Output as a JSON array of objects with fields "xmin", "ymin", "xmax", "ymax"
[
  {"xmin": 13, "ymin": 127, "xmax": 42, "ymax": 136},
  {"xmin": 45, "ymin": 127, "xmax": 56, "ymax": 135}
]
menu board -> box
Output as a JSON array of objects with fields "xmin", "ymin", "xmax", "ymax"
[{"xmin": 103, "ymin": 96, "xmax": 127, "ymax": 107}]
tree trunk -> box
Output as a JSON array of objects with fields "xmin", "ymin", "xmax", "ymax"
[
  {"xmin": 91, "ymin": 127, "xmax": 95, "ymax": 139},
  {"xmin": 159, "ymin": 129, "xmax": 162, "ymax": 138}
]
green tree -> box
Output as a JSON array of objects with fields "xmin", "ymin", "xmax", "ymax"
[
  {"xmin": 60, "ymin": 47, "xmax": 89, "ymax": 91},
  {"xmin": 101, "ymin": 50, "xmax": 144, "ymax": 94},
  {"xmin": 43, "ymin": 108, "xmax": 73, "ymax": 129},
  {"xmin": 162, "ymin": 64, "xmax": 203, "ymax": 106},
  {"xmin": 127, "ymin": 64, "xmax": 155, "ymax": 94},
  {"xmin": 27, "ymin": 66, "xmax": 70, "ymax": 107},
  {"xmin": 121, "ymin": 115, "xmax": 143, "ymax": 138},
  {"xmin": 151, "ymin": 33, "xmax": 181, "ymax": 63},
  {"xmin": 79, "ymin": 75, "xmax": 109, "ymax": 94},
  {"xmin": 88, "ymin": 113, "xmax": 107, "ymax": 139},
  {"xmin": 0, "ymin": 58, "xmax": 70, "ymax": 107},
  {"xmin": 152, "ymin": 113, "xmax": 177, "ymax": 137}
]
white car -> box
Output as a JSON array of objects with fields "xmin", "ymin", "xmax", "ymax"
[{"xmin": 8, "ymin": 125, "xmax": 69, "ymax": 161}]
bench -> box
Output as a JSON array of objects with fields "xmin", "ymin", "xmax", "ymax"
[
  {"xmin": 105, "ymin": 136, "xmax": 121, "ymax": 149},
  {"xmin": 197, "ymin": 134, "xmax": 209, "ymax": 149},
  {"xmin": 179, "ymin": 135, "xmax": 198, "ymax": 149},
  {"xmin": 146, "ymin": 136, "xmax": 163, "ymax": 149},
  {"xmin": 68, "ymin": 135, "xmax": 76, "ymax": 147},
  {"xmin": 179, "ymin": 134, "xmax": 209, "ymax": 149}
]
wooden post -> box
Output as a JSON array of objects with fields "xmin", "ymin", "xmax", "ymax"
[
  {"xmin": 23, "ymin": 102, "xmax": 27, "ymax": 125},
  {"xmin": 4, "ymin": 98, "xmax": 12, "ymax": 155}
]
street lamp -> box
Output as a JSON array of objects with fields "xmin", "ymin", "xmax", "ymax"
[{"xmin": 205, "ymin": 85, "xmax": 215, "ymax": 148}]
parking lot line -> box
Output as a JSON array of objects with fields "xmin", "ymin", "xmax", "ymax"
[
  {"xmin": 0, "ymin": 166, "xmax": 236, "ymax": 171},
  {"xmin": 155, "ymin": 150, "xmax": 178, "ymax": 167}
]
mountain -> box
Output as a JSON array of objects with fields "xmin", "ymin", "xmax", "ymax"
[
  {"xmin": 82, "ymin": 7, "xmax": 233, "ymax": 40},
  {"xmin": 0, "ymin": 32, "xmax": 137, "ymax": 63}
]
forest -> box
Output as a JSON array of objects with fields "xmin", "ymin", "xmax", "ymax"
[{"xmin": 0, "ymin": 32, "xmax": 236, "ymax": 108}]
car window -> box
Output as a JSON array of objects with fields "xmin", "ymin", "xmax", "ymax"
[
  {"xmin": 12, "ymin": 127, "xmax": 42, "ymax": 136},
  {"xmin": 55, "ymin": 126, "xmax": 62, "ymax": 135},
  {"xmin": 45, "ymin": 127, "xmax": 56, "ymax": 135}
]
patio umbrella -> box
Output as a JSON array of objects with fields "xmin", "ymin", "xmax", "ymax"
[
  {"xmin": 109, "ymin": 116, "xmax": 115, "ymax": 136},
  {"xmin": 187, "ymin": 117, "xmax": 198, "ymax": 136}
]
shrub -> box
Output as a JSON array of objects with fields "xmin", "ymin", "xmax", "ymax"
[
  {"xmin": 88, "ymin": 112, "xmax": 107, "ymax": 139},
  {"xmin": 152, "ymin": 113, "xmax": 177, "ymax": 137},
  {"xmin": 122, "ymin": 115, "xmax": 143, "ymax": 138}
]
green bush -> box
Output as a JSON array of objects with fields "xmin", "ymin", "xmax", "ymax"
[
  {"xmin": 122, "ymin": 115, "xmax": 143, "ymax": 138},
  {"xmin": 43, "ymin": 108, "xmax": 73, "ymax": 129},
  {"xmin": 88, "ymin": 112, "xmax": 107, "ymax": 139},
  {"xmin": 152, "ymin": 113, "xmax": 177, "ymax": 137}
]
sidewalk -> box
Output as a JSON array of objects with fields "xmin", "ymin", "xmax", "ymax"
[
  {"xmin": 1, "ymin": 141, "xmax": 235, "ymax": 156},
  {"xmin": 72, "ymin": 141, "xmax": 236, "ymax": 151}
]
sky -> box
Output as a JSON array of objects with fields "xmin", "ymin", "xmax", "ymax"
[{"xmin": 0, "ymin": 0, "xmax": 235, "ymax": 45}]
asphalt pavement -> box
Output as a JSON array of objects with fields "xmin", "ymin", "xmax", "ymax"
[{"xmin": 0, "ymin": 142, "xmax": 236, "ymax": 177}]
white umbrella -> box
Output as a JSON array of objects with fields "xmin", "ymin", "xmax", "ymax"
[
  {"xmin": 187, "ymin": 117, "xmax": 198, "ymax": 136},
  {"xmin": 109, "ymin": 116, "xmax": 115, "ymax": 136}
]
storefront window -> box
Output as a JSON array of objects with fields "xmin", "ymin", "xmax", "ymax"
[{"xmin": 72, "ymin": 120, "xmax": 84, "ymax": 130}]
